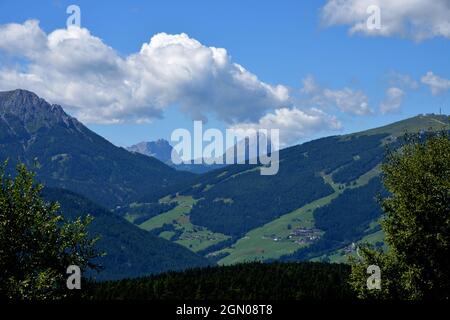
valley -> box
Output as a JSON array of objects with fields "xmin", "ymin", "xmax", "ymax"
[
  {"xmin": 123, "ymin": 114, "xmax": 449, "ymax": 266},
  {"xmin": 1, "ymin": 0, "xmax": 450, "ymax": 302},
  {"xmin": 1, "ymin": 89, "xmax": 448, "ymax": 279}
]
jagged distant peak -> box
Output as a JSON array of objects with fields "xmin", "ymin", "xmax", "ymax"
[
  {"xmin": 127, "ymin": 139, "xmax": 173, "ymax": 162},
  {"xmin": 0, "ymin": 89, "xmax": 81, "ymax": 131}
]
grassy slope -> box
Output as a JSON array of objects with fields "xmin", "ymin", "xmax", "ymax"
[
  {"xmin": 217, "ymin": 167, "xmax": 381, "ymax": 264},
  {"xmin": 137, "ymin": 195, "xmax": 230, "ymax": 252},
  {"xmin": 347, "ymin": 114, "xmax": 449, "ymax": 138},
  {"xmin": 222, "ymin": 115, "xmax": 449, "ymax": 264},
  {"xmin": 313, "ymin": 229, "xmax": 386, "ymax": 264}
]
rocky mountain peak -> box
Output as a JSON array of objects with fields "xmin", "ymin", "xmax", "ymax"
[{"xmin": 0, "ymin": 89, "xmax": 80, "ymax": 133}]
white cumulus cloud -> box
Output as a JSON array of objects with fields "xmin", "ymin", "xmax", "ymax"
[
  {"xmin": 380, "ymin": 87, "xmax": 405, "ymax": 114},
  {"xmin": 421, "ymin": 71, "xmax": 450, "ymax": 95},
  {"xmin": 388, "ymin": 72, "xmax": 419, "ymax": 90},
  {"xmin": 0, "ymin": 20, "xmax": 289, "ymax": 124},
  {"xmin": 300, "ymin": 76, "xmax": 372, "ymax": 115},
  {"xmin": 231, "ymin": 107, "xmax": 342, "ymax": 147},
  {"xmin": 321, "ymin": 0, "xmax": 450, "ymax": 41}
]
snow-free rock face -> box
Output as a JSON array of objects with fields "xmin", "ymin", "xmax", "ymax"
[
  {"xmin": 0, "ymin": 89, "xmax": 194, "ymax": 208},
  {"xmin": 0, "ymin": 89, "xmax": 82, "ymax": 134},
  {"xmin": 127, "ymin": 139, "xmax": 174, "ymax": 163}
]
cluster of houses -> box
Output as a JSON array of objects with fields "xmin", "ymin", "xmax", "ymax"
[
  {"xmin": 342, "ymin": 243, "xmax": 357, "ymax": 254},
  {"xmin": 182, "ymin": 230, "xmax": 220, "ymax": 242},
  {"xmin": 288, "ymin": 228, "xmax": 321, "ymax": 245},
  {"xmin": 265, "ymin": 227, "xmax": 322, "ymax": 245}
]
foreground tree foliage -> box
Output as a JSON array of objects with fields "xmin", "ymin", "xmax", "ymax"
[
  {"xmin": 0, "ymin": 163, "xmax": 99, "ymax": 300},
  {"xmin": 350, "ymin": 132, "xmax": 450, "ymax": 300}
]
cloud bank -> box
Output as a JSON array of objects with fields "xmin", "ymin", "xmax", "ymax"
[
  {"xmin": 231, "ymin": 107, "xmax": 342, "ymax": 147},
  {"xmin": 0, "ymin": 20, "xmax": 289, "ymax": 124},
  {"xmin": 300, "ymin": 76, "xmax": 372, "ymax": 115},
  {"xmin": 421, "ymin": 71, "xmax": 450, "ymax": 95},
  {"xmin": 321, "ymin": 0, "xmax": 450, "ymax": 41},
  {"xmin": 4, "ymin": 19, "xmax": 442, "ymax": 146},
  {"xmin": 380, "ymin": 87, "xmax": 405, "ymax": 114}
]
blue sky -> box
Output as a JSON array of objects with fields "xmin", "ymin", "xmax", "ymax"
[{"xmin": 0, "ymin": 0, "xmax": 449, "ymax": 147}]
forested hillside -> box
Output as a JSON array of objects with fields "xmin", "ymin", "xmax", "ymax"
[
  {"xmin": 280, "ymin": 178, "xmax": 387, "ymax": 261},
  {"xmin": 91, "ymin": 262, "xmax": 353, "ymax": 300},
  {"xmin": 42, "ymin": 188, "xmax": 211, "ymax": 280},
  {"xmin": 0, "ymin": 89, "xmax": 195, "ymax": 209},
  {"xmin": 186, "ymin": 133, "xmax": 386, "ymax": 237},
  {"xmin": 124, "ymin": 114, "xmax": 449, "ymax": 265}
]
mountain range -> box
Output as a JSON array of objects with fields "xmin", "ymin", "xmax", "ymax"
[
  {"xmin": 127, "ymin": 139, "xmax": 174, "ymax": 164},
  {"xmin": 0, "ymin": 89, "xmax": 210, "ymax": 280},
  {"xmin": 0, "ymin": 89, "xmax": 194, "ymax": 209},
  {"xmin": 120, "ymin": 112, "xmax": 449, "ymax": 265},
  {"xmin": 1, "ymin": 88, "xmax": 449, "ymax": 279},
  {"xmin": 127, "ymin": 139, "xmax": 225, "ymax": 174}
]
